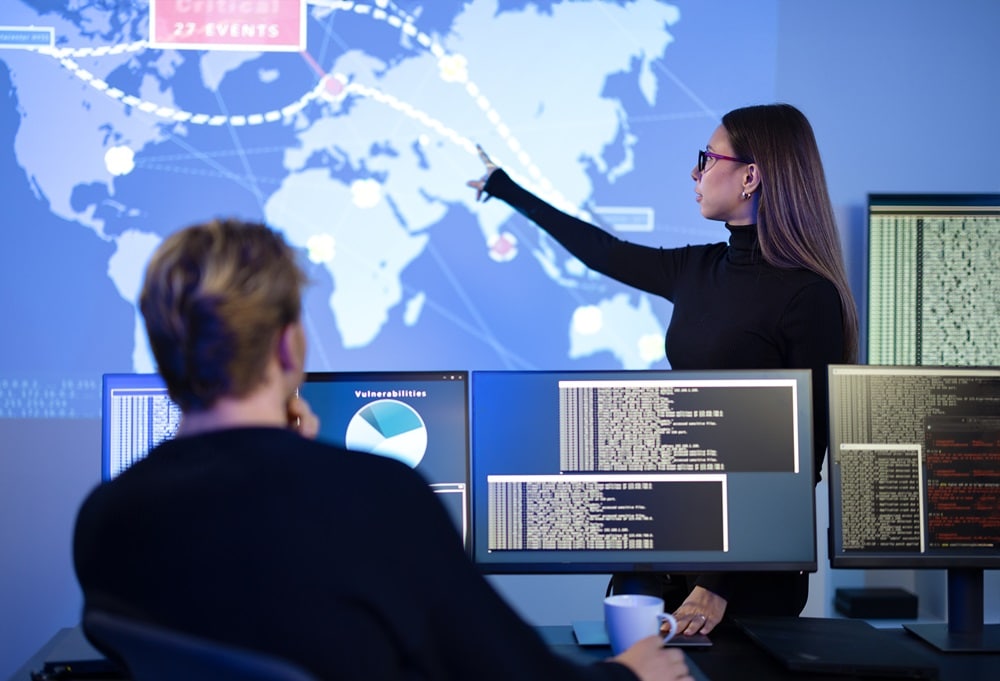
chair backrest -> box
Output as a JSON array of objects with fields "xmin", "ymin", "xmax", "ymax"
[{"xmin": 83, "ymin": 609, "xmax": 320, "ymax": 681}]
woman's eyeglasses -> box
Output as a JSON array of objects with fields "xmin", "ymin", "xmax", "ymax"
[{"xmin": 698, "ymin": 150, "xmax": 751, "ymax": 172}]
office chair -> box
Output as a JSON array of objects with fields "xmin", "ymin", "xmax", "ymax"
[{"xmin": 83, "ymin": 609, "xmax": 320, "ymax": 681}]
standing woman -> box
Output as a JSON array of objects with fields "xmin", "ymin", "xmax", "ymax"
[{"xmin": 468, "ymin": 103, "xmax": 859, "ymax": 636}]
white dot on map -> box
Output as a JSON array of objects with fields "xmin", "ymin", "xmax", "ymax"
[
  {"xmin": 638, "ymin": 333, "xmax": 666, "ymax": 363},
  {"xmin": 572, "ymin": 305, "xmax": 603, "ymax": 336},
  {"xmin": 104, "ymin": 145, "xmax": 135, "ymax": 176},
  {"xmin": 306, "ymin": 233, "xmax": 336, "ymax": 264},
  {"xmin": 438, "ymin": 54, "xmax": 468, "ymax": 83},
  {"xmin": 564, "ymin": 258, "xmax": 586, "ymax": 277},
  {"xmin": 350, "ymin": 178, "xmax": 382, "ymax": 208}
]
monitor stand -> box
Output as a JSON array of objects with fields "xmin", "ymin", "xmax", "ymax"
[
  {"xmin": 609, "ymin": 573, "xmax": 666, "ymax": 598},
  {"xmin": 903, "ymin": 568, "xmax": 1000, "ymax": 652}
]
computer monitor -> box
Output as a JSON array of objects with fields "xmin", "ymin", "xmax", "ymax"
[
  {"xmin": 867, "ymin": 193, "xmax": 1000, "ymax": 366},
  {"xmin": 101, "ymin": 373, "xmax": 180, "ymax": 481},
  {"xmin": 298, "ymin": 371, "xmax": 471, "ymax": 550},
  {"xmin": 827, "ymin": 365, "xmax": 1000, "ymax": 652},
  {"xmin": 102, "ymin": 371, "xmax": 472, "ymax": 549},
  {"xmin": 469, "ymin": 369, "xmax": 817, "ymax": 575}
]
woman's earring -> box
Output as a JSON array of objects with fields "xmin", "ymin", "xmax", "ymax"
[{"xmin": 741, "ymin": 191, "xmax": 751, "ymax": 200}]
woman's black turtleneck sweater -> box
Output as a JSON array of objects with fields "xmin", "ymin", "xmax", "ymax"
[{"xmin": 483, "ymin": 168, "xmax": 845, "ymax": 616}]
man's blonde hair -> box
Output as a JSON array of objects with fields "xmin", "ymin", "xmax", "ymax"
[{"xmin": 139, "ymin": 219, "xmax": 307, "ymax": 411}]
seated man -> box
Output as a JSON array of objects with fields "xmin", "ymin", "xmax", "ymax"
[{"xmin": 73, "ymin": 218, "xmax": 692, "ymax": 681}]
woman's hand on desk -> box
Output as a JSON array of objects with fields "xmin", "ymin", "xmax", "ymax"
[
  {"xmin": 613, "ymin": 636, "xmax": 694, "ymax": 681},
  {"xmin": 670, "ymin": 586, "xmax": 727, "ymax": 636}
]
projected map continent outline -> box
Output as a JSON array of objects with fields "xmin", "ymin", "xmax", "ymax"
[{"xmin": 0, "ymin": 0, "xmax": 777, "ymax": 417}]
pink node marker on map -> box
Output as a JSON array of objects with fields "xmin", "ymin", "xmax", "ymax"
[
  {"xmin": 325, "ymin": 76, "xmax": 345, "ymax": 97},
  {"xmin": 488, "ymin": 231, "xmax": 518, "ymax": 262}
]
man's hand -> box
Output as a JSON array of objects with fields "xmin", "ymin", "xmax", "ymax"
[{"xmin": 287, "ymin": 393, "xmax": 319, "ymax": 439}]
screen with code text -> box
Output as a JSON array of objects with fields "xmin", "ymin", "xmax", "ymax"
[{"xmin": 470, "ymin": 369, "xmax": 816, "ymax": 574}]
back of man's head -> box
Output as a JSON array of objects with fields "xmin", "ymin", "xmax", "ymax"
[{"xmin": 140, "ymin": 218, "xmax": 306, "ymax": 412}]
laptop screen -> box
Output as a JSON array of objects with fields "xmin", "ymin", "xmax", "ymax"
[{"xmin": 299, "ymin": 371, "xmax": 471, "ymax": 550}]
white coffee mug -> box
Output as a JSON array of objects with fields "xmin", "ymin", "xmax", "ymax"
[{"xmin": 603, "ymin": 594, "xmax": 678, "ymax": 655}]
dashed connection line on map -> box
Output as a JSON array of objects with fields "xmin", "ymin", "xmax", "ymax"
[{"xmin": 25, "ymin": 0, "xmax": 578, "ymax": 216}]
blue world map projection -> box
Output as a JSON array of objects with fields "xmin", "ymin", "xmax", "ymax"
[{"xmin": 0, "ymin": 0, "xmax": 776, "ymax": 418}]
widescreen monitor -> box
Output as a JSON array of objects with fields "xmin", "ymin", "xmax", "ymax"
[
  {"xmin": 101, "ymin": 373, "xmax": 179, "ymax": 481},
  {"xmin": 867, "ymin": 193, "xmax": 1000, "ymax": 366},
  {"xmin": 299, "ymin": 371, "xmax": 471, "ymax": 549},
  {"xmin": 469, "ymin": 369, "xmax": 816, "ymax": 575},
  {"xmin": 827, "ymin": 365, "xmax": 1000, "ymax": 651},
  {"xmin": 103, "ymin": 371, "xmax": 472, "ymax": 549}
]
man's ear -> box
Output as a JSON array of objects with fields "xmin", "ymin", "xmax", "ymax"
[{"xmin": 276, "ymin": 323, "xmax": 302, "ymax": 373}]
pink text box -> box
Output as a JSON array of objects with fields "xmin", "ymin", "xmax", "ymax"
[{"xmin": 150, "ymin": 0, "xmax": 305, "ymax": 52}]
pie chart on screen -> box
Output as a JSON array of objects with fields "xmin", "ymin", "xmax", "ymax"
[{"xmin": 345, "ymin": 399, "xmax": 428, "ymax": 468}]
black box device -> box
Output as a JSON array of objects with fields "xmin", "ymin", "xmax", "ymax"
[{"xmin": 834, "ymin": 587, "xmax": 919, "ymax": 619}]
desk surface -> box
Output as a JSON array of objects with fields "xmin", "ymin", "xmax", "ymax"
[
  {"xmin": 8, "ymin": 627, "xmax": 116, "ymax": 681},
  {"xmin": 539, "ymin": 622, "xmax": 1000, "ymax": 681},
  {"xmin": 12, "ymin": 622, "xmax": 1000, "ymax": 681}
]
